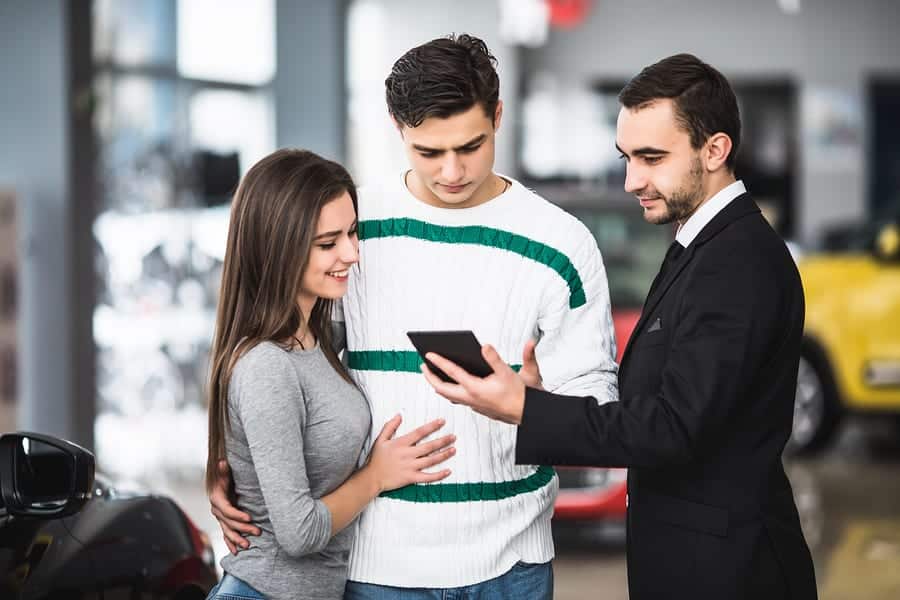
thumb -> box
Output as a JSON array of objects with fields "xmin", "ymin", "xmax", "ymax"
[
  {"xmin": 376, "ymin": 414, "xmax": 403, "ymax": 443},
  {"xmin": 522, "ymin": 339, "xmax": 538, "ymax": 368},
  {"xmin": 481, "ymin": 344, "xmax": 508, "ymax": 373}
]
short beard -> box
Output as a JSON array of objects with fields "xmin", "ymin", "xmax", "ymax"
[{"xmin": 647, "ymin": 157, "xmax": 705, "ymax": 225}]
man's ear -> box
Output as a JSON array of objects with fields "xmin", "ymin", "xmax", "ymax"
[
  {"xmin": 493, "ymin": 100, "xmax": 504, "ymax": 131},
  {"xmin": 704, "ymin": 132, "xmax": 732, "ymax": 172}
]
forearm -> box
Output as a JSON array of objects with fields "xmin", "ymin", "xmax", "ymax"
[
  {"xmin": 320, "ymin": 465, "xmax": 381, "ymax": 535},
  {"xmin": 516, "ymin": 387, "xmax": 694, "ymax": 468}
]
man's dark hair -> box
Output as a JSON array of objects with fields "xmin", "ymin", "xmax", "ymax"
[
  {"xmin": 619, "ymin": 53, "xmax": 741, "ymax": 170},
  {"xmin": 385, "ymin": 33, "xmax": 500, "ymax": 128}
]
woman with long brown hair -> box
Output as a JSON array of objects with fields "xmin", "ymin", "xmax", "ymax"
[{"xmin": 205, "ymin": 149, "xmax": 455, "ymax": 600}]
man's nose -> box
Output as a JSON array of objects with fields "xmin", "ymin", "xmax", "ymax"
[
  {"xmin": 441, "ymin": 154, "xmax": 463, "ymax": 182},
  {"xmin": 623, "ymin": 163, "xmax": 646, "ymax": 194}
]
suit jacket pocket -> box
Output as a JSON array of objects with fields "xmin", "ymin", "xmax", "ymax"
[
  {"xmin": 634, "ymin": 490, "xmax": 730, "ymax": 537},
  {"xmin": 632, "ymin": 329, "xmax": 666, "ymax": 349}
]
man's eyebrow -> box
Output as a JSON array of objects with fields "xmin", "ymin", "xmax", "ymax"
[
  {"xmin": 413, "ymin": 134, "xmax": 487, "ymax": 153},
  {"xmin": 453, "ymin": 134, "xmax": 487, "ymax": 150},
  {"xmin": 631, "ymin": 146, "xmax": 670, "ymax": 156},
  {"xmin": 616, "ymin": 144, "xmax": 670, "ymax": 157}
]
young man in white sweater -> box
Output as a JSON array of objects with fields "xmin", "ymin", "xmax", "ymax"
[{"xmin": 211, "ymin": 34, "xmax": 619, "ymax": 598}]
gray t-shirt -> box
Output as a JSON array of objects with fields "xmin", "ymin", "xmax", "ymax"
[{"xmin": 221, "ymin": 340, "xmax": 370, "ymax": 599}]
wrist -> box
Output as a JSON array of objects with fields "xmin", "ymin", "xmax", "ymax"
[
  {"xmin": 511, "ymin": 384, "xmax": 526, "ymax": 425},
  {"xmin": 359, "ymin": 463, "xmax": 384, "ymax": 497}
]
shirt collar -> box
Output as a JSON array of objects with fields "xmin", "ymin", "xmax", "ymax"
[{"xmin": 675, "ymin": 180, "xmax": 746, "ymax": 248}]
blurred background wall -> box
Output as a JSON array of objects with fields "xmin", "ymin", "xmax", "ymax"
[
  {"xmin": 0, "ymin": 2, "xmax": 87, "ymax": 443},
  {"xmin": 523, "ymin": 0, "xmax": 900, "ymax": 243}
]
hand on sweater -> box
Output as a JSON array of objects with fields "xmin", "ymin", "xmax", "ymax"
[
  {"xmin": 422, "ymin": 345, "xmax": 526, "ymax": 425},
  {"xmin": 365, "ymin": 415, "xmax": 456, "ymax": 493}
]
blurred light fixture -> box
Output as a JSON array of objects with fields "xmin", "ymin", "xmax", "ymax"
[
  {"xmin": 521, "ymin": 75, "xmax": 618, "ymax": 180},
  {"xmin": 189, "ymin": 89, "xmax": 275, "ymax": 179},
  {"xmin": 547, "ymin": 0, "xmax": 593, "ymax": 28},
  {"xmin": 176, "ymin": 0, "xmax": 276, "ymax": 84},
  {"xmin": 498, "ymin": 0, "xmax": 550, "ymax": 47},
  {"xmin": 777, "ymin": 0, "xmax": 801, "ymax": 14}
]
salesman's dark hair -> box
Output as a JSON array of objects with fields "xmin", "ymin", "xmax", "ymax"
[
  {"xmin": 385, "ymin": 33, "xmax": 500, "ymax": 128},
  {"xmin": 619, "ymin": 53, "xmax": 741, "ymax": 170}
]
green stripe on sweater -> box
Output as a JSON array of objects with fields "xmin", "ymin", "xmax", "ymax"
[
  {"xmin": 380, "ymin": 465, "xmax": 556, "ymax": 502},
  {"xmin": 358, "ymin": 218, "xmax": 587, "ymax": 308},
  {"xmin": 347, "ymin": 350, "xmax": 521, "ymax": 373}
]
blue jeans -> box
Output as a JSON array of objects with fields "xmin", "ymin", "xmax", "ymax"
[
  {"xmin": 343, "ymin": 561, "xmax": 553, "ymax": 600},
  {"xmin": 206, "ymin": 573, "xmax": 267, "ymax": 600}
]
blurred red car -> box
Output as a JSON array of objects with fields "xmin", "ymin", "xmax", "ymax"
[{"xmin": 540, "ymin": 186, "xmax": 673, "ymax": 528}]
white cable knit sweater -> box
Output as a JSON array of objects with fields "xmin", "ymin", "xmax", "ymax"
[{"xmin": 342, "ymin": 173, "xmax": 619, "ymax": 588}]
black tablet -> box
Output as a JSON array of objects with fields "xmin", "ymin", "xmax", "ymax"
[{"xmin": 406, "ymin": 330, "xmax": 493, "ymax": 384}]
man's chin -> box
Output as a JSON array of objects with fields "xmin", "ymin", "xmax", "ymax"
[
  {"xmin": 432, "ymin": 192, "xmax": 475, "ymax": 206},
  {"xmin": 643, "ymin": 208, "xmax": 674, "ymax": 225}
]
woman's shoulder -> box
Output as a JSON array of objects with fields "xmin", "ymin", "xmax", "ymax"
[{"xmin": 231, "ymin": 340, "xmax": 295, "ymax": 384}]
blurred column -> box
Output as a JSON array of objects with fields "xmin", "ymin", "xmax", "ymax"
[
  {"xmin": 0, "ymin": 1, "xmax": 95, "ymax": 448},
  {"xmin": 275, "ymin": 0, "xmax": 347, "ymax": 161}
]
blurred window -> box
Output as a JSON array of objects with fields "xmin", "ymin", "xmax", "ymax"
[
  {"xmin": 90, "ymin": 1, "xmax": 275, "ymax": 488},
  {"xmin": 93, "ymin": 0, "xmax": 176, "ymax": 66},
  {"xmin": 189, "ymin": 89, "xmax": 275, "ymax": 184},
  {"xmin": 569, "ymin": 207, "xmax": 669, "ymax": 309},
  {"xmin": 177, "ymin": 0, "xmax": 276, "ymax": 85},
  {"xmin": 526, "ymin": 185, "xmax": 672, "ymax": 310},
  {"xmin": 520, "ymin": 78, "xmax": 798, "ymax": 237},
  {"xmin": 870, "ymin": 80, "xmax": 900, "ymax": 219}
]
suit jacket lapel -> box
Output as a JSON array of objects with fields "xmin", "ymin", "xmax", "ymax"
[
  {"xmin": 619, "ymin": 194, "xmax": 761, "ymax": 373},
  {"xmin": 619, "ymin": 245, "xmax": 695, "ymax": 370}
]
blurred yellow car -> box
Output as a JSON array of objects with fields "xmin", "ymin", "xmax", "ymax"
[{"xmin": 792, "ymin": 220, "xmax": 900, "ymax": 453}]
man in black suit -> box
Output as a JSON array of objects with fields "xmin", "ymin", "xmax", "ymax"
[{"xmin": 422, "ymin": 54, "xmax": 817, "ymax": 599}]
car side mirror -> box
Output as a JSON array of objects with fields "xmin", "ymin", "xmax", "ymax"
[
  {"xmin": 0, "ymin": 432, "xmax": 95, "ymax": 518},
  {"xmin": 874, "ymin": 223, "xmax": 900, "ymax": 262}
]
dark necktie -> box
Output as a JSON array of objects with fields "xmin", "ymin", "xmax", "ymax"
[{"xmin": 647, "ymin": 241, "xmax": 684, "ymax": 298}]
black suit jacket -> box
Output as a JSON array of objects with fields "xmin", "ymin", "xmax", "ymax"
[{"xmin": 517, "ymin": 194, "xmax": 817, "ymax": 599}]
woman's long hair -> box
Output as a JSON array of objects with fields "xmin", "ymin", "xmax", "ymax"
[{"xmin": 206, "ymin": 148, "xmax": 358, "ymax": 492}]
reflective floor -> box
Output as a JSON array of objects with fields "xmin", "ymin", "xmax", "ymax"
[{"xmin": 554, "ymin": 417, "xmax": 900, "ymax": 599}]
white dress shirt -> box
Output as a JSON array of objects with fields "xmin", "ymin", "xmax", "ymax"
[{"xmin": 675, "ymin": 180, "xmax": 747, "ymax": 248}]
